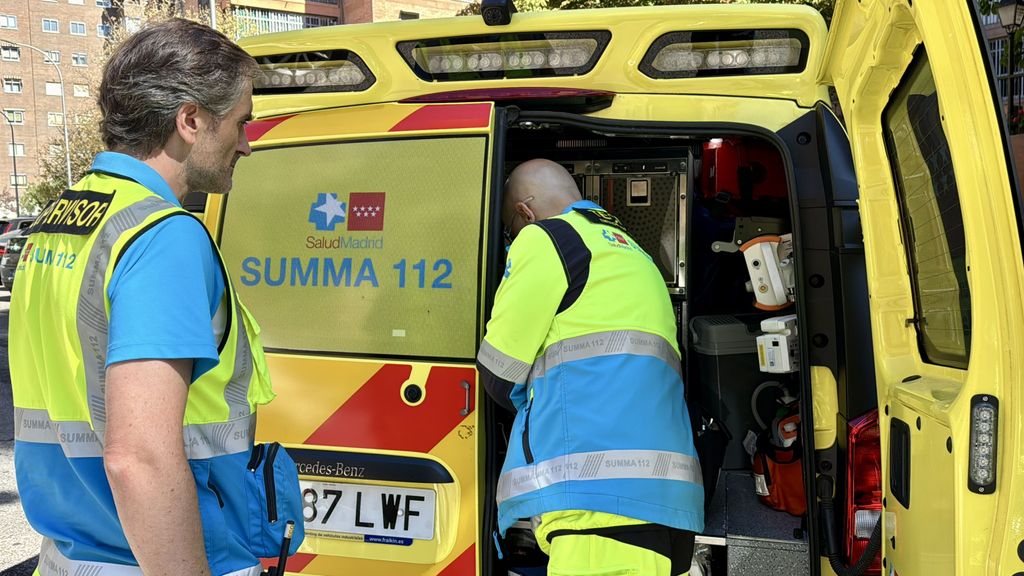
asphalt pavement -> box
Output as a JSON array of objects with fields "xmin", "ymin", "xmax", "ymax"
[{"xmin": 0, "ymin": 289, "xmax": 41, "ymax": 575}]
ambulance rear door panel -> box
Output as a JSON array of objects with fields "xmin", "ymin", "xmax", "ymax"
[
  {"xmin": 824, "ymin": 0, "xmax": 1024, "ymax": 573},
  {"xmin": 218, "ymin": 102, "xmax": 496, "ymax": 575}
]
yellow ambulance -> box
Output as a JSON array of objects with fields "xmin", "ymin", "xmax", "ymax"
[{"xmin": 201, "ymin": 0, "xmax": 1024, "ymax": 574}]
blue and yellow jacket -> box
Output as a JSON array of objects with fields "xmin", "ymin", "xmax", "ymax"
[{"xmin": 477, "ymin": 201, "xmax": 704, "ymax": 536}]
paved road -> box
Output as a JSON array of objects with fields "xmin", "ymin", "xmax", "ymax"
[{"xmin": 0, "ymin": 289, "xmax": 40, "ymax": 575}]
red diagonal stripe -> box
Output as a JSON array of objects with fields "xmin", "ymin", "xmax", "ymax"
[
  {"xmin": 437, "ymin": 544, "xmax": 476, "ymax": 576},
  {"xmin": 245, "ymin": 115, "xmax": 294, "ymax": 142},
  {"xmin": 305, "ymin": 364, "xmax": 476, "ymax": 453},
  {"xmin": 389, "ymin": 104, "xmax": 491, "ymax": 132},
  {"xmin": 260, "ymin": 552, "xmax": 316, "ymax": 573}
]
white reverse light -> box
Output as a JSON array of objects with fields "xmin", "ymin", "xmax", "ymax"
[
  {"xmin": 411, "ymin": 38, "xmax": 599, "ymax": 77},
  {"xmin": 645, "ymin": 34, "xmax": 805, "ymax": 77}
]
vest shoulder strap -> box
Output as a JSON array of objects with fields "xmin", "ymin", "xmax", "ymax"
[
  {"xmin": 111, "ymin": 210, "xmax": 234, "ymax": 353},
  {"xmin": 532, "ymin": 218, "xmax": 591, "ymax": 314}
]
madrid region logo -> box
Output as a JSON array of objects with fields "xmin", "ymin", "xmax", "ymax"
[{"xmin": 309, "ymin": 192, "xmax": 386, "ymax": 232}]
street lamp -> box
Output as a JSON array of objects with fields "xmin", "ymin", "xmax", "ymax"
[
  {"xmin": 998, "ymin": 0, "xmax": 1024, "ymax": 125},
  {"xmin": 0, "ymin": 37, "xmax": 72, "ymax": 189},
  {"xmin": 0, "ymin": 109, "xmax": 20, "ymax": 217}
]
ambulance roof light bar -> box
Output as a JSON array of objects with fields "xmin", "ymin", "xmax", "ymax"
[
  {"xmin": 397, "ymin": 31, "xmax": 610, "ymax": 82},
  {"xmin": 252, "ymin": 49, "xmax": 377, "ymax": 95},
  {"xmin": 639, "ymin": 29, "xmax": 809, "ymax": 79}
]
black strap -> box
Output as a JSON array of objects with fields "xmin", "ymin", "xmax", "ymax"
[
  {"xmin": 532, "ymin": 218, "xmax": 591, "ymax": 314},
  {"xmin": 113, "ymin": 211, "xmax": 234, "ymax": 354}
]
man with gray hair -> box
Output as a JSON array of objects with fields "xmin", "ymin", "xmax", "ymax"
[{"xmin": 10, "ymin": 18, "xmax": 302, "ymax": 576}]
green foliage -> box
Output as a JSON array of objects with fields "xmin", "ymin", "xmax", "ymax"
[
  {"xmin": 23, "ymin": 112, "xmax": 103, "ymax": 214},
  {"xmin": 25, "ymin": 1, "xmax": 256, "ymax": 211}
]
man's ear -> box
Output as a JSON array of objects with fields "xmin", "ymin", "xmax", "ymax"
[
  {"xmin": 175, "ymin": 103, "xmax": 202, "ymax": 146},
  {"xmin": 516, "ymin": 201, "xmax": 535, "ymax": 224}
]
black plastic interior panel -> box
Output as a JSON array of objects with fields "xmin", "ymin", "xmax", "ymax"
[{"xmin": 889, "ymin": 417, "xmax": 911, "ymax": 509}]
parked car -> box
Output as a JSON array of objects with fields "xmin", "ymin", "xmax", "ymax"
[
  {"xmin": 0, "ymin": 216, "xmax": 36, "ymax": 236},
  {"xmin": 1, "ymin": 228, "xmax": 30, "ymax": 289},
  {"xmin": 0, "ymin": 218, "xmax": 33, "ymax": 264}
]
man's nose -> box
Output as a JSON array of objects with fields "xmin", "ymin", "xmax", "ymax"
[{"xmin": 238, "ymin": 132, "xmax": 252, "ymax": 157}]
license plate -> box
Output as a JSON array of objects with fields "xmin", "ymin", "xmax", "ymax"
[{"xmin": 299, "ymin": 480, "xmax": 436, "ymax": 542}]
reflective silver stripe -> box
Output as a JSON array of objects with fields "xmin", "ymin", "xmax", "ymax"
[
  {"xmin": 182, "ymin": 413, "xmax": 256, "ymax": 460},
  {"xmin": 14, "ymin": 407, "xmax": 103, "ymax": 458},
  {"xmin": 15, "ymin": 408, "xmax": 254, "ymax": 459},
  {"xmin": 531, "ymin": 330, "xmax": 681, "ymax": 381},
  {"xmin": 477, "ymin": 339, "xmax": 532, "ymax": 384},
  {"xmin": 223, "ymin": 303, "xmax": 253, "ymax": 420},
  {"xmin": 496, "ymin": 449, "xmax": 702, "ymax": 504},
  {"xmin": 38, "ymin": 538, "xmax": 142, "ymax": 576},
  {"xmin": 37, "ymin": 538, "xmax": 263, "ymax": 576},
  {"xmin": 76, "ymin": 195, "xmax": 174, "ymax": 440}
]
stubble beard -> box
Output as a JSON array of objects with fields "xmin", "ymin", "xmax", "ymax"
[{"xmin": 184, "ymin": 153, "xmax": 232, "ymax": 196}]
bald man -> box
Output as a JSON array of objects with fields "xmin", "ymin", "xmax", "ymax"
[{"xmin": 478, "ymin": 159, "xmax": 704, "ymax": 576}]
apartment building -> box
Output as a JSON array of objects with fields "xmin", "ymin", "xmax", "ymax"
[
  {"xmin": 187, "ymin": 0, "xmax": 470, "ymax": 36},
  {"xmin": 0, "ymin": 0, "xmax": 108, "ymax": 215},
  {"xmin": 981, "ymin": 10, "xmax": 1022, "ymax": 111},
  {"xmin": 0, "ymin": 0, "xmax": 471, "ymax": 216}
]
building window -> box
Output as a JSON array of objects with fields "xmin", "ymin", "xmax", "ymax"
[
  {"xmin": 45, "ymin": 82, "xmax": 62, "ymax": 96},
  {"xmin": 48, "ymin": 112, "xmax": 64, "ymax": 126},
  {"xmin": 43, "ymin": 18, "xmax": 59, "ymax": 33},
  {"xmin": 125, "ymin": 17, "xmax": 141, "ymax": 33},
  {"xmin": 303, "ymin": 15, "xmax": 337, "ymax": 27},
  {"xmin": 1, "ymin": 45, "xmax": 19, "ymax": 61},
  {"xmin": 0, "ymin": 15, "xmax": 17, "ymax": 30},
  {"xmin": 69, "ymin": 0, "xmax": 85, "ymax": 4},
  {"xmin": 981, "ymin": 12, "xmax": 1000, "ymax": 27},
  {"xmin": 8, "ymin": 143, "xmax": 25, "ymax": 157},
  {"xmin": 308, "ymin": 0, "xmax": 339, "ymax": 4},
  {"xmin": 96, "ymin": 0, "xmax": 112, "ymax": 6},
  {"xmin": 233, "ymin": 7, "xmax": 337, "ymax": 35},
  {"xmin": 73, "ymin": 84, "xmax": 89, "ymax": 97},
  {"xmin": 97, "ymin": 23, "xmax": 111, "ymax": 37},
  {"xmin": 10, "ymin": 174, "xmax": 27, "ymax": 187},
  {"xmin": 987, "ymin": 37, "xmax": 1024, "ymax": 104},
  {"xmin": 399, "ymin": 11, "xmax": 419, "ymax": 19},
  {"xmin": 2, "ymin": 77, "xmax": 22, "ymax": 94},
  {"xmin": 2, "ymin": 109, "xmax": 25, "ymax": 124},
  {"xmin": 72, "ymin": 52, "xmax": 87, "ymax": 66},
  {"xmin": 48, "ymin": 144, "xmax": 61, "ymax": 156},
  {"xmin": 44, "ymin": 50, "xmax": 60, "ymax": 64},
  {"xmin": 70, "ymin": 21, "xmax": 86, "ymax": 35}
]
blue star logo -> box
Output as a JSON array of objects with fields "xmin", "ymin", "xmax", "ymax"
[
  {"xmin": 504, "ymin": 259, "xmax": 512, "ymax": 279},
  {"xmin": 309, "ymin": 193, "xmax": 347, "ymax": 231}
]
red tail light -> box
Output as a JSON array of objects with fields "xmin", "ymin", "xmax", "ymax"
[{"xmin": 846, "ymin": 410, "xmax": 882, "ymax": 574}]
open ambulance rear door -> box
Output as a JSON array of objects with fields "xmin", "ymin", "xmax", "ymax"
[
  {"xmin": 824, "ymin": 0, "xmax": 1024, "ymax": 573},
  {"xmin": 208, "ymin": 100, "xmax": 501, "ymax": 576}
]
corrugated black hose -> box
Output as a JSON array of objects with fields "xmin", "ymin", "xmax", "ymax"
[{"xmin": 818, "ymin": 478, "xmax": 883, "ymax": 576}]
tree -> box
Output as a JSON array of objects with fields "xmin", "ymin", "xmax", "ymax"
[
  {"xmin": 21, "ymin": 112, "xmax": 103, "ymax": 213},
  {"xmin": 24, "ymin": 1, "xmax": 256, "ymax": 211}
]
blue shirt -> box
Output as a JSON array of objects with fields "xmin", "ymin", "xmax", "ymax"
[
  {"xmin": 562, "ymin": 199, "xmax": 603, "ymax": 214},
  {"xmin": 94, "ymin": 152, "xmax": 225, "ymax": 380}
]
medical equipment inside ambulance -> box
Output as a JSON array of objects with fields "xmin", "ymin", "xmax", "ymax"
[{"xmin": 497, "ymin": 127, "xmax": 815, "ymax": 575}]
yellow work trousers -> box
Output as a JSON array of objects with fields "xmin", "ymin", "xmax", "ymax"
[{"xmin": 535, "ymin": 510, "xmax": 692, "ymax": 576}]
